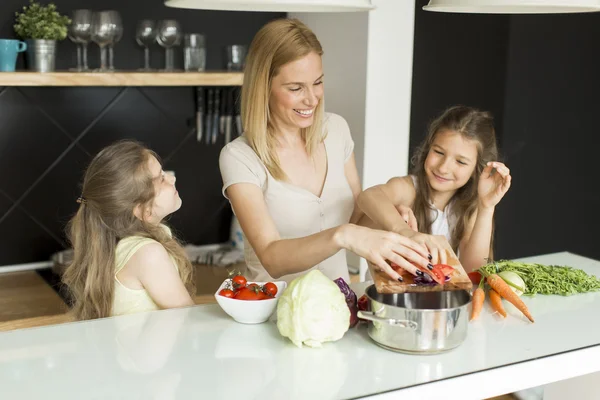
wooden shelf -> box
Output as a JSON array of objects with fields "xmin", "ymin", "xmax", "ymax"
[{"xmin": 0, "ymin": 71, "xmax": 243, "ymax": 87}]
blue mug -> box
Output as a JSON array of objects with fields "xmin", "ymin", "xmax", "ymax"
[{"xmin": 0, "ymin": 39, "xmax": 27, "ymax": 72}]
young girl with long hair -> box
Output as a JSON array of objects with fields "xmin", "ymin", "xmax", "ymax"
[
  {"xmin": 63, "ymin": 140, "xmax": 195, "ymax": 320},
  {"xmin": 357, "ymin": 105, "xmax": 511, "ymax": 272}
]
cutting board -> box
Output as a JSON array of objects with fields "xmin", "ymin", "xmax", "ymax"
[{"xmin": 368, "ymin": 250, "xmax": 473, "ymax": 294}]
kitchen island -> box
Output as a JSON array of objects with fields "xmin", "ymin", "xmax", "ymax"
[{"xmin": 1, "ymin": 252, "xmax": 599, "ymax": 399}]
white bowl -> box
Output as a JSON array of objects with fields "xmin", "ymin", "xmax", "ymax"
[{"xmin": 214, "ymin": 280, "xmax": 287, "ymax": 324}]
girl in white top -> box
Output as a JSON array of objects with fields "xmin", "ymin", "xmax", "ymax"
[
  {"xmin": 62, "ymin": 140, "xmax": 195, "ymax": 320},
  {"xmin": 357, "ymin": 106, "xmax": 512, "ymax": 273},
  {"xmin": 219, "ymin": 18, "xmax": 430, "ymax": 284}
]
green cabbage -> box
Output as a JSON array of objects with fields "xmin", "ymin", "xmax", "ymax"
[{"xmin": 277, "ymin": 270, "xmax": 350, "ymax": 348}]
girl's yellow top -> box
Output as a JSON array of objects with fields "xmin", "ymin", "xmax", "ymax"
[{"xmin": 112, "ymin": 226, "xmax": 177, "ymax": 316}]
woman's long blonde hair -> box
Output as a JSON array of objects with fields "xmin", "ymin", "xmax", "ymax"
[
  {"xmin": 62, "ymin": 140, "xmax": 194, "ymax": 320},
  {"xmin": 242, "ymin": 18, "xmax": 326, "ymax": 181},
  {"xmin": 411, "ymin": 106, "xmax": 499, "ymax": 257}
]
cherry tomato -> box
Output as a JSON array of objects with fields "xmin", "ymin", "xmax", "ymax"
[
  {"xmin": 234, "ymin": 287, "xmax": 263, "ymax": 301},
  {"xmin": 247, "ymin": 283, "xmax": 260, "ymax": 290},
  {"xmin": 257, "ymin": 291, "xmax": 270, "ymax": 300},
  {"xmin": 218, "ymin": 289, "xmax": 235, "ymax": 298},
  {"xmin": 231, "ymin": 275, "xmax": 247, "ymax": 289},
  {"xmin": 263, "ymin": 282, "xmax": 278, "ymax": 297},
  {"xmin": 468, "ymin": 271, "xmax": 482, "ymax": 285}
]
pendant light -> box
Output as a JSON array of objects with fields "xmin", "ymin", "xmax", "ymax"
[
  {"xmin": 423, "ymin": 0, "xmax": 600, "ymax": 13},
  {"xmin": 164, "ymin": 0, "xmax": 375, "ymax": 12}
]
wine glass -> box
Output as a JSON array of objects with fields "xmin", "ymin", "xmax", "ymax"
[
  {"xmin": 68, "ymin": 9, "xmax": 92, "ymax": 71},
  {"xmin": 135, "ymin": 20, "xmax": 157, "ymax": 71},
  {"xmin": 157, "ymin": 20, "xmax": 182, "ymax": 71},
  {"xmin": 107, "ymin": 11, "xmax": 123, "ymax": 71},
  {"xmin": 91, "ymin": 11, "xmax": 115, "ymax": 72}
]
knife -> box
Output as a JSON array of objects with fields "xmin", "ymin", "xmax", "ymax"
[
  {"xmin": 224, "ymin": 88, "xmax": 233, "ymax": 144},
  {"xmin": 234, "ymin": 87, "xmax": 242, "ymax": 137},
  {"xmin": 212, "ymin": 89, "xmax": 221, "ymax": 145},
  {"xmin": 195, "ymin": 87, "xmax": 204, "ymax": 142},
  {"xmin": 219, "ymin": 87, "xmax": 226, "ymax": 135},
  {"xmin": 205, "ymin": 88, "xmax": 214, "ymax": 145}
]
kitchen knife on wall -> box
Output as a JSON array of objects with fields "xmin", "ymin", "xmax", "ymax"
[
  {"xmin": 212, "ymin": 89, "xmax": 221, "ymax": 145},
  {"xmin": 205, "ymin": 88, "xmax": 214, "ymax": 145},
  {"xmin": 195, "ymin": 87, "xmax": 204, "ymax": 142},
  {"xmin": 224, "ymin": 87, "xmax": 233, "ymax": 144},
  {"xmin": 234, "ymin": 87, "xmax": 242, "ymax": 137},
  {"xmin": 219, "ymin": 86, "xmax": 226, "ymax": 135}
]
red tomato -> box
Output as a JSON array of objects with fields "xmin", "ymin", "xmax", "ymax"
[
  {"xmin": 234, "ymin": 287, "xmax": 263, "ymax": 301},
  {"xmin": 429, "ymin": 266, "xmax": 446, "ymax": 285},
  {"xmin": 247, "ymin": 283, "xmax": 260, "ymax": 290},
  {"xmin": 263, "ymin": 282, "xmax": 278, "ymax": 297},
  {"xmin": 434, "ymin": 264, "xmax": 455, "ymax": 276},
  {"xmin": 389, "ymin": 262, "xmax": 402, "ymax": 272},
  {"xmin": 468, "ymin": 271, "xmax": 482, "ymax": 285},
  {"xmin": 218, "ymin": 289, "xmax": 235, "ymax": 298},
  {"xmin": 231, "ymin": 275, "xmax": 247, "ymax": 289},
  {"xmin": 257, "ymin": 291, "xmax": 270, "ymax": 300},
  {"xmin": 357, "ymin": 294, "xmax": 369, "ymax": 312}
]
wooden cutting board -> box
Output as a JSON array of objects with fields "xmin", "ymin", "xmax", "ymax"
[{"xmin": 369, "ymin": 250, "xmax": 473, "ymax": 294}]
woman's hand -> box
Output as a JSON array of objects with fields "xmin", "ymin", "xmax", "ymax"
[
  {"xmin": 339, "ymin": 225, "xmax": 430, "ymax": 281},
  {"xmin": 398, "ymin": 230, "xmax": 453, "ymax": 265},
  {"xmin": 478, "ymin": 161, "xmax": 512, "ymax": 210}
]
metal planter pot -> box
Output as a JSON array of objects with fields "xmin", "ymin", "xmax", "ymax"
[
  {"xmin": 358, "ymin": 285, "xmax": 471, "ymax": 354},
  {"xmin": 25, "ymin": 39, "xmax": 56, "ymax": 72}
]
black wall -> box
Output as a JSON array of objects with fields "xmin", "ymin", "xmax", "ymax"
[
  {"xmin": 410, "ymin": 0, "xmax": 510, "ymax": 153},
  {"xmin": 410, "ymin": 0, "xmax": 600, "ymax": 260},
  {"xmin": 0, "ymin": 0, "xmax": 282, "ymax": 266},
  {"xmin": 497, "ymin": 13, "xmax": 600, "ymax": 260}
]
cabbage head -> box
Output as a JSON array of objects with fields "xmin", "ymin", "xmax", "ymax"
[{"xmin": 277, "ymin": 270, "xmax": 350, "ymax": 348}]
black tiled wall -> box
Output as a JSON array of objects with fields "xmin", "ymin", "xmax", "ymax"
[{"xmin": 0, "ymin": 0, "xmax": 283, "ymax": 266}]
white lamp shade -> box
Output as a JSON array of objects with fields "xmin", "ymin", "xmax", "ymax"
[
  {"xmin": 165, "ymin": 0, "xmax": 375, "ymax": 12},
  {"xmin": 423, "ymin": 0, "xmax": 600, "ymax": 13}
]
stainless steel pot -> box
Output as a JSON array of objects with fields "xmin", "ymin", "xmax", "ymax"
[{"xmin": 357, "ymin": 285, "xmax": 471, "ymax": 354}]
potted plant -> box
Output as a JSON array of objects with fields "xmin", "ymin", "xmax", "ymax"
[{"xmin": 13, "ymin": 1, "xmax": 71, "ymax": 72}]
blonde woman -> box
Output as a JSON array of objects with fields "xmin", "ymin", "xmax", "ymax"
[
  {"xmin": 63, "ymin": 140, "xmax": 195, "ymax": 320},
  {"xmin": 219, "ymin": 18, "xmax": 431, "ymax": 284}
]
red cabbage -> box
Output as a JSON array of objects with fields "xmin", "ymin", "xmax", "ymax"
[{"xmin": 334, "ymin": 277, "xmax": 358, "ymax": 328}]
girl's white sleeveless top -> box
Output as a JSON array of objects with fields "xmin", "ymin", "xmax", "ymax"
[{"xmin": 410, "ymin": 175, "xmax": 453, "ymax": 242}]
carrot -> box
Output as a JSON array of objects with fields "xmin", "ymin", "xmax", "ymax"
[
  {"xmin": 488, "ymin": 288, "xmax": 507, "ymax": 318},
  {"xmin": 470, "ymin": 278, "xmax": 485, "ymax": 321},
  {"xmin": 487, "ymin": 274, "xmax": 534, "ymax": 323}
]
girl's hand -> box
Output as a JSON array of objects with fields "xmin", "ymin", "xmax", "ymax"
[
  {"xmin": 478, "ymin": 161, "xmax": 512, "ymax": 209},
  {"xmin": 343, "ymin": 225, "xmax": 430, "ymax": 281},
  {"xmin": 395, "ymin": 204, "xmax": 418, "ymax": 232},
  {"xmin": 399, "ymin": 231, "xmax": 453, "ymax": 265}
]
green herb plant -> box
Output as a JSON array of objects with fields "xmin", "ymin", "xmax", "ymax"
[{"xmin": 14, "ymin": 1, "xmax": 71, "ymax": 41}]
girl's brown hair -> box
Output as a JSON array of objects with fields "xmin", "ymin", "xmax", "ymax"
[
  {"xmin": 62, "ymin": 140, "xmax": 194, "ymax": 320},
  {"xmin": 410, "ymin": 106, "xmax": 499, "ymax": 257},
  {"xmin": 242, "ymin": 18, "xmax": 325, "ymax": 181}
]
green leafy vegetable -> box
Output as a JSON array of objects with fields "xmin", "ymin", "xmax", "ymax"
[
  {"xmin": 478, "ymin": 260, "xmax": 600, "ymax": 296},
  {"xmin": 277, "ymin": 270, "xmax": 350, "ymax": 348}
]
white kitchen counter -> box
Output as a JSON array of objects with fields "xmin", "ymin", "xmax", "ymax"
[{"xmin": 1, "ymin": 252, "xmax": 599, "ymax": 399}]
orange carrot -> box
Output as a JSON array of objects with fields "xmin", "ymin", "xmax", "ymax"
[
  {"xmin": 470, "ymin": 277, "xmax": 485, "ymax": 321},
  {"xmin": 488, "ymin": 288, "xmax": 507, "ymax": 318},
  {"xmin": 487, "ymin": 274, "xmax": 534, "ymax": 323}
]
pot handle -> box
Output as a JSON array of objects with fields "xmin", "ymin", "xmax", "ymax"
[{"xmin": 357, "ymin": 311, "xmax": 418, "ymax": 330}]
